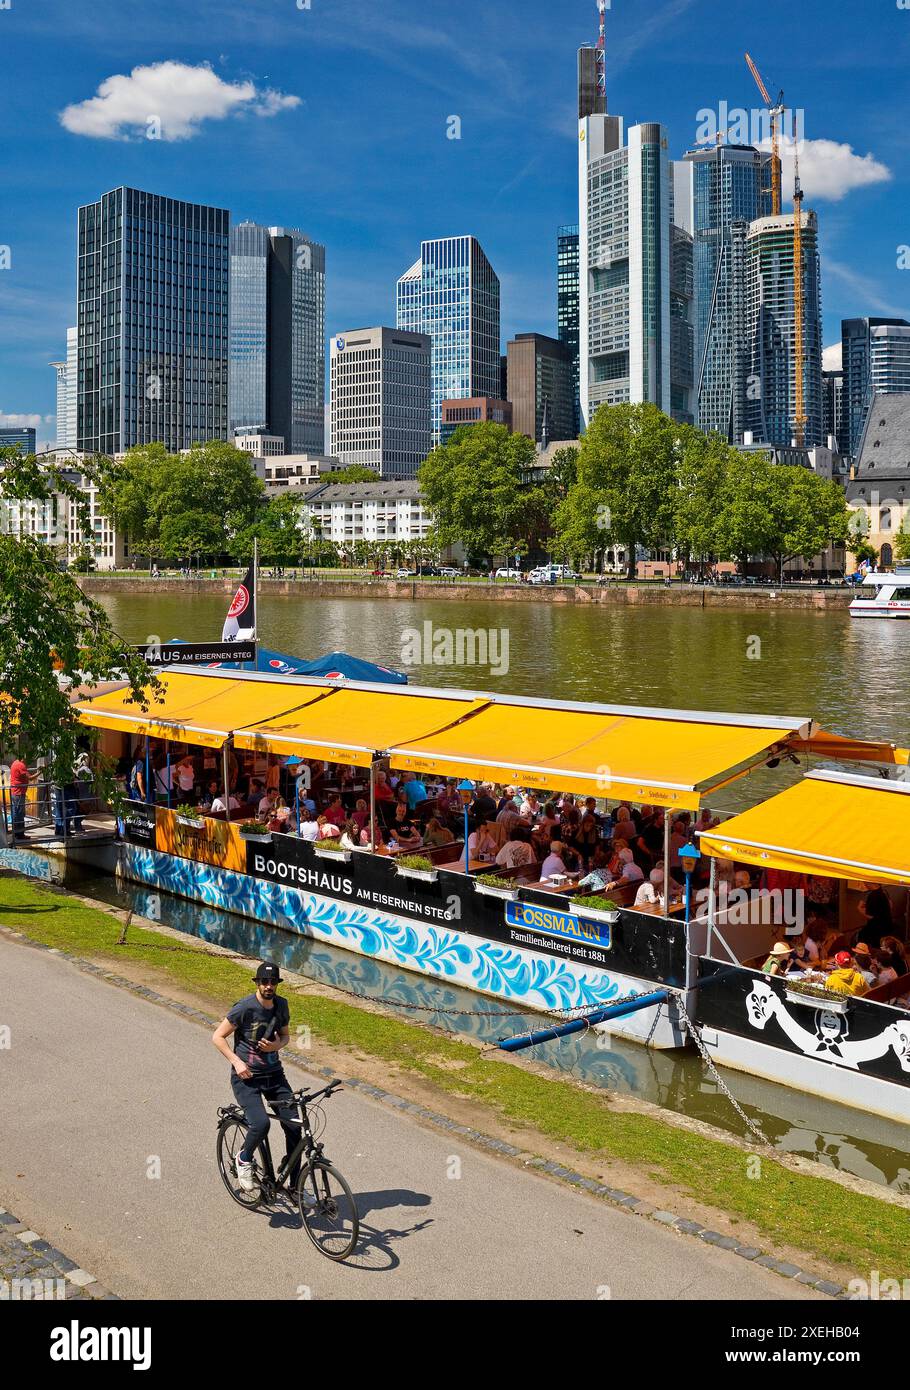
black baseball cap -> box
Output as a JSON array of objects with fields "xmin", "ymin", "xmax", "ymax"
[{"xmin": 254, "ymin": 962, "xmax": 282, "ymax": 984}]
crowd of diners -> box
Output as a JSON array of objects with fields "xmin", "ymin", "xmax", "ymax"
[
  {"xmin": 124, "ymin": 742, "xmax": 721, "ymax": 901},
  {"xmin": 121, "ymin": 744, "xmax": 909, "ymax": 993}
]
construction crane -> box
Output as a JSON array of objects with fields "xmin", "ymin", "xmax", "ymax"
[
  {"xmin": 745, "ymin": 52, "xmax": 784, "ymax": 216},
  {"xmin": 792, "ymin": 112, "xmax": 807, "ymax": 448}
]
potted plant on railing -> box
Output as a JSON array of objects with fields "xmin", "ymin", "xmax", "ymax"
[
  {"xmin": 174, "ymin": 802, "xmax": 205, "ymax": 830},
  {"xmin": 782, "ymin": 976, "xmax": 851, "ymax": 1015},
  {"xmin": 237, "ymin": 820, "xmax": 273, "ymax": 844},
  {"xmin": 473, "ymin": 872, "xmax": 520, "ymax": 902},
  {"xmin": 313, "ymin": 836, "xmax": 352, "ymax": 863},
  {"xmin": 394, "ymin": 853, "xmax": 438, "ymax": 883},
  {"xmin": 570, "ymin": 893, "xmax": 620, "ymax": 924}
]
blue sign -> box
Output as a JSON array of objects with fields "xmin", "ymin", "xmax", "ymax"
[
  {"xmin": 335, "ymin": 336, "xmax": 346, "ymax": 352},
  {"xmin": 505, "ymin": 899, "xmax": 612, "ymax": 949}
]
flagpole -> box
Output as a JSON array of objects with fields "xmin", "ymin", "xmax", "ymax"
[{"xmin": 251, "ymin": 537, "xmax": 259, "ymax": 673}]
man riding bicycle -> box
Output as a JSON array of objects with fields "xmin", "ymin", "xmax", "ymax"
[{"xmin": 212, "ymin": 962, "xmax": 300, "ymax": 1192}]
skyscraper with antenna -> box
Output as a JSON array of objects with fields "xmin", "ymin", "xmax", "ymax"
[{"xmin": 577, "ymin": 2, "xmax": 692, "ymax": 427}]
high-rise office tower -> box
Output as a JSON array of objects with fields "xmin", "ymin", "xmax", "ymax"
[
  {"xmin": 841, "ymin": 317, "xmax": 910, "ymax": 456},
  {"xmin": 822, "ymin": 368, "xmax": 846, "ymax": 453},
  {"xmin": 229, "ymin": 222, "xmax": 326, "ymax": 454},
  {"xmin": 50, "ymin": 327, "xmax": 78, "ymax": 450},
  {"xmin": 579, "ymin": 110, "xmax": 682, "ymax": 425},
  {"xmin": 0, "ymin": 427, "xmax": 36, "ymax": 455},
  {"xmin": 506, "ymin": 333, "xmax": 576, "ymax": 443},
  {"xmin": 77, "ymin": 187, "xmax": 229, "ymax": 455},
  {"xmin": 396, "ymin": 237, "xmax": 501, "ymax": 444},
  {"xmin": 684, "ymin": 144, "xmax": 766, "ymax": 441},
  {"xmin": 330, "ymin": 327, "xmax": 431, "ymax": 479},
  {"xmin": 744, "ymin": 210, "xmax": 823, "ymax": 447},
  {"xmin": 557, "ymin": 225, "xmax": 581, "ymax": 435}
]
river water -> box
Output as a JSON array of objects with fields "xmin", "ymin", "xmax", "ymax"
[{"xmin": 79, "ymin": 587, "xmax": 910, "ymax": 1189}]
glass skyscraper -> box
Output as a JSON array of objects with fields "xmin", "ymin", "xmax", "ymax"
[
  {"xmin": 745, "ymin": 211, "xmax": 824, "ymax": 447},
  {"xmin": 557, "ymin": 225, "xmax": 581, "ymax": 435},
  {"xmin": 229, "ymin": 222, "xmax": 326, "ymax": 454},
  {"xmin": 396, "ymin": 236, "xmax": 501, "ymax": 443},
  {"xmin": 684, "ymin": 145, "xmax": 766, "ymax": 441},
  {"xmin": 842, "ymin": 317, "xmax": 910, "ymax": 456},
  {"xmin": 77, "ymin": 187, "xmax": 229, "ymax": 455}
]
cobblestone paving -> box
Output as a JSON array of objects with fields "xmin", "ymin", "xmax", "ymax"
[{"xmin": 0, "ymin": 1209, "xmax": 118, "ymax": 1301}]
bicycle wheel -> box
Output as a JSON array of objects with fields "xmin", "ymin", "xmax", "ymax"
[
  {"xmin": 297, "ymin": 1159, "xmax": 359, "ymax": 1260},
  {"xmin": 217, "ymin": 1119, "xmax": 265, "ymax": 1208}
]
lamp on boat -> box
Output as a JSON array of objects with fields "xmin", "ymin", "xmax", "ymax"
[
  {"xmin": 457, "ymin": 780, "xmax": 474, "ymax": 876},
  {"xmin": 680, "ymin": 842, "xmax": 700, "ymax": 921}
]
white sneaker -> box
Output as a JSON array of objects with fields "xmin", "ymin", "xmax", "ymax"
[{"xmin": 236, "ymin": 1156, "xmax": 255, "ymax": 1192}]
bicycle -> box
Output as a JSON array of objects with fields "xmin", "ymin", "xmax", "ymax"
[{"xmin": 216, "ymin": 1078, "xmax": 359, "ymax": 1261}]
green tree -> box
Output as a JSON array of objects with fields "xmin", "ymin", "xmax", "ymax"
[
  {"xmin": 846, "ymin": 507, "xmax": 878, "ymax": 568},
  {"xmin": 97, "ymin": 441, "xmax": 264, "ymax": 561},
  {"xmin": 674, "ymin": 429, "xmax": 734, "ymax": 576},
  {"xmin": 233, "ymin": 492, "xmax": 305, "ymax": 566},
  {"xmin": 553, "ymin": 403, "xmax": 679, "ymax": 578},
  {"xmin": 418, "ymin": 422, "xmax": 539, "ymax": 565},
  {"xmin": 893, "ymin": 517, "xmax": 910, "ymax": 563},
  {"xmin": 0, "ymin": 449, "xmax": 158, "ymax": 791},
  {"xmin": 763, "ymin": 468, "xmax": 849, "ymax": 582}
]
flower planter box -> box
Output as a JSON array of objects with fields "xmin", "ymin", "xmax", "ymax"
[
  {"xmin": 239, "ymin": 831, "xmax": 272, "ymax": 844},
  {"xmin": 395, "ymin": 863, "xmax": 438, "ymax": 883},
  {"xmin": 784, "ymin": 987, "xmax": 850, "ymax": 1015},
  {"xmin": 473, "ymin": 881, "xmax": 519, "ymax": 902},
  {"xmin": 313, "ymin": 844, "xmax": 352, "ymax": 862},
  {"xmin": 572, "ymin": 903, "xmax": 620, "ymax": 924},
  {"xmin": 175, "ymin": 814, "xmax": 205, "ymax": 830}
]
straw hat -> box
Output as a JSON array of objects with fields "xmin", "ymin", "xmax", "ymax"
[
  {"xmin": 769, "ymin": 942, "xmax": 793, "ymax": 956},
  {"xmin": 852, "ymin": 941, "xmax": 871, "ymax": 958}
]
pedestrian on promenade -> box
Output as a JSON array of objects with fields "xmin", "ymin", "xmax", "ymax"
[{"xmin": 9, "ymin": 755, "xmax": 36, "ymax": 840}]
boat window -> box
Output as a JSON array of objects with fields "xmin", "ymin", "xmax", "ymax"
[{"xmin": 893, "ymin": 588, "xmax": 910, "ymax": 601}]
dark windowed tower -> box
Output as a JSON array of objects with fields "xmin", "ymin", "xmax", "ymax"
[{"xmin": 77, "ymin": 187, "xmax": 230, "ymax": 455}]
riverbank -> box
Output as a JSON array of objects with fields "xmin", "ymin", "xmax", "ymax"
[
  {"xmin": 79, "ymin": 574, "xmax": 855, "ymax": 610},
  {"xmin": 1, "ymin": 869, "xmax": 906, "ymax": 1288}
]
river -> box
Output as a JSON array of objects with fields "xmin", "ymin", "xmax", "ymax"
[{"xmin": 77, "ymin": 586, "xmax": 910, "ymax": 1189}]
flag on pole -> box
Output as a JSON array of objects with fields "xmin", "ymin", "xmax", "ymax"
[{"xmin": 222, "ymin": 566, "xmax": 256, "ymax": 642}]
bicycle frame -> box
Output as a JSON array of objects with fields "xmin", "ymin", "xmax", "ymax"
[{"xmin": 218, "ymin": 1080, "xmax": 341, "ymax": 1195}]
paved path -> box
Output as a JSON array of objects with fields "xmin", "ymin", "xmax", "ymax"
[{"xmin": 0, "ymin": 936, "xmax": 823, "ymax": 1301}]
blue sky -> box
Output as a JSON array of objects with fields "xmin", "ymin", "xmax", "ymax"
[{"xmin": 1, "ymin": 0, "xmax": 908, "ymax": 445}]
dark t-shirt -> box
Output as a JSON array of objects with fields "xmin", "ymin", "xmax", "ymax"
[{"xmin": 227, "ymin": 993, "xmax": 290, "ymax": 1075}]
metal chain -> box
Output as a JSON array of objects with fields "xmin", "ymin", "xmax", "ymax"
[
  {"xmin": 675, "ymin": 993, "xmax": 773, "ymax": 1148},
  {"xmin": 297, "ymin": 973, "xmax": 772, "ymax": 1147}
]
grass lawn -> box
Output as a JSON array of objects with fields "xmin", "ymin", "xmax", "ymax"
[{"xmin": 1, "ymin": 870, "xmax": 906, "ymax": 1281}]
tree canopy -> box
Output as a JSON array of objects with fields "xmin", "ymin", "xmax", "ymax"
[
  {"xmin": 0, "ymin": 449, "xmax": 158, "ymax": 786},
  {"xmin": 96, "ymin": 441, "xmax": 265, "ymax": 561},
  {"xmin": 418, "ymin": 422, "xmax": 544, "ymax": 565}
]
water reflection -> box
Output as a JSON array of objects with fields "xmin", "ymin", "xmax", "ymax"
[{"xmin": 52, "ymin": 858, "xmax": 910, "ymax": 1194}]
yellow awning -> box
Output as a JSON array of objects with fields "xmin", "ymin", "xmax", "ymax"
[
  {"xmin": 234, "ymin": 689, "xmax": 489, "ymax": 767},
  {"xmin": 75, "ymin": 672, "xmax": 332, "ymax": 749},
  {"xmin": 388, "ymin": 704, "xmax": 809, "ymax": 810},
  {"xmin": 699, "ymin": 771, "xmax": 910, "ymax": 886},
  {"xmin": 795, "ymin": 729, "xmax": 910, "ymax": 766}
]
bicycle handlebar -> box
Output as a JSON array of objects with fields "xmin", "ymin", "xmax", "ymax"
[{"xmin": 292, "ymin": 1078, "xmax": 344, "ymax": 1106}]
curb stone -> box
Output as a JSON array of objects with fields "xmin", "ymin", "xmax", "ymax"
[
  {"xmin": 0, "ymin": 922, "xmax": 850, "ymax": 1299},
  {"xmin": 0, "ymin": 1208, "xmax": 117, "ymax": 1301}
]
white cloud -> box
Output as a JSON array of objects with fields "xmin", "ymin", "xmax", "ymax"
[
  {"xmin": 59, "ymin": 61, "xmax": 300, "ymax": 142},
  {"xmin": 0, "ymin": 412, "xmax": 44, "ymax": 429},
  {"xmin": 760, "ymin": 134, "xmax": 891, "ymax": 204},
  {"xmin": 823, "ymin": 343, "xmax": 842, "ymax": 373}
]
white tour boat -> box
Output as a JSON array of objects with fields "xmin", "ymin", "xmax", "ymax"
[{"xmin": 849, "ymin": 566, "xmax": 910, "ymax": 619}]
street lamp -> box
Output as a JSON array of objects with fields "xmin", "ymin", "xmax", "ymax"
[{"xmin": 457, "ymin": 779, "xmax": 474, "ymax": 875}]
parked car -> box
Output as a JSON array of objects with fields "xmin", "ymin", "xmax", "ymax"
[
  {"xmin": 495, "ymin": 568, "xmax": 521, "ymax": 580},
  {"xmin": 439, "ymin": 567, "xmax": 458, "ymax": 578},
  {"xmin": 417, "ymin": 565, "xmax": 441, "ymax": 577},
  {"xmin": 395, "ymin": 568, "xmax": 411, "ymax": 580},
  {"xmin": 528, "ymin": 569, "xmax": 557, "ymax": 585}
]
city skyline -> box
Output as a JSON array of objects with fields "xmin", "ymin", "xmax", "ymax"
[{"xmin": 1, "ymin": 0, "xmax": 908, "ymax": 446}]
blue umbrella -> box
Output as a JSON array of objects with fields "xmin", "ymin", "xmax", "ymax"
[{"xmin": 169, "ymin": 642, "xmax": 408, "ymax": 684}]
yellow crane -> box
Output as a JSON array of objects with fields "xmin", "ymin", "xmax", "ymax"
[
  {"xmin": 792, "ymin": 116, "xmax": 806, "ymax": 448},
  {"xmin": 745, "ymin": 52, "xmax": 784, "ymax": 216}
]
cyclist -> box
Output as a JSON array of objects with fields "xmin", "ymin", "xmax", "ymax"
[{"xmin": 212, "ymin": 962, "xmax": 300, "ymax": 1193}]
